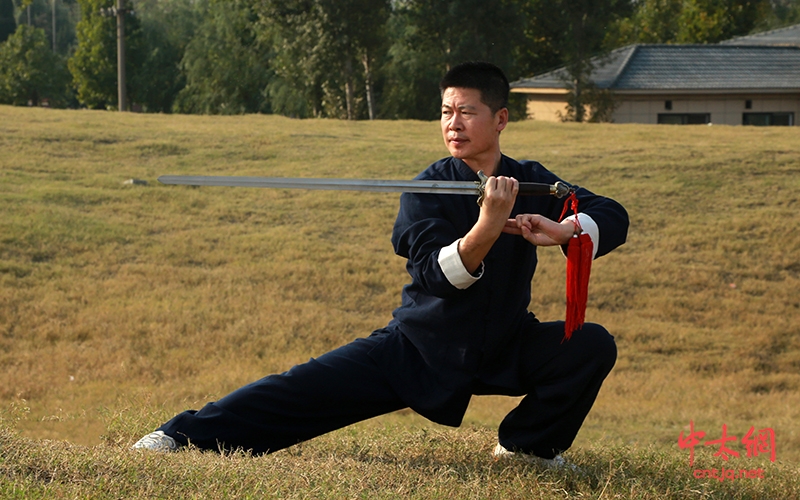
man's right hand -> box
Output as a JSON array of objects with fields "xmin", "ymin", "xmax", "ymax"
[{"xmin": 456, "ymin": 176, "xmax": 519, "ymax": 274}]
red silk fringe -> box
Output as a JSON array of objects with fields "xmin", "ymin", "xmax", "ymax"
[
  {"xmin": 559, "ymin": 192, "xmax": 594, "ymax": 341},
  {"xmin": 564, "ymin": 232, "xmax": 593, "ymax": 340}
]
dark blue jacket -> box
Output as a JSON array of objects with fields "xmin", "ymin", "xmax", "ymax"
[{"xmin": 368, "ymin": 155, "xmax": 629, "ymax": 425}]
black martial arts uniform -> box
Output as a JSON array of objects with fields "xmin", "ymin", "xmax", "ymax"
[{"xmin": 158, "ymin": 155, "xmax": 629, "ymax": 458}]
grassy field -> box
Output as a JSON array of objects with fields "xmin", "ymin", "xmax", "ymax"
[{"xmin": 1, "ymin": 104, "xmax": 799, "ymax": 498}]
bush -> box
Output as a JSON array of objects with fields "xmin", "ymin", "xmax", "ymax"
[{"xmin": 0, "ymin": 25, "xmax": 72, "ymax": 107}]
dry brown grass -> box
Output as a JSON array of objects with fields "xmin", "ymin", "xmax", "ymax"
[
  {"xmin": 2, "ymin": 413, "xmax": 797, "ymax": 499},
  {"xmin": 1, "ymin": 105, "xmax": 799, "ymax": 497}
]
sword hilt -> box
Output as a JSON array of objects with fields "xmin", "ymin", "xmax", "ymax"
[{"xmin": 475, "ymin": 171, "xmax": 573, "ymax": 206}]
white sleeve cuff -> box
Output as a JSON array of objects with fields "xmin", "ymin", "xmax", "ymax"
[
  {"xmin": 438, "ymin": 239, "xmax": 483, "ymax": 289},
  {"xmin": 564, "ymin": 213, "xmax": 599, "ymax": 259}
]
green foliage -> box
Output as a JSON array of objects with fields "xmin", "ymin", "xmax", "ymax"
[
  {"xmin": 15, "ymin": 0, "xmax": 81, "ymax": 56},
  {"xmin": 67, "ymin": 0, "xmax": 115, "ymax": 109},
  {"xmin": 379, "ymin": 18, "xmax": 443, "ymax": 121},
  {"xmin": 525, "ymin": 0, "xmax": 633, "ymax": 122},
  {"xmin": 259, "ymin": 0, "xmax": 391, "ymax": 120},
  {"xmin": 607, "ymin": 0, "xmax": 684, "ymax": 44},
  {"xmin": 127, "ymin": 0, "xmax": 209, "ymax": 113},
  {"xmin": 613, "ymin": 0, "xmax": 774, "ymax": 44},
  {"xmin": 264, "ymin": 74, "xmax": 311, "ymax": 118},
  {"xmin": 762, "ymin": 0, "xmax": 800, "ymax": 27},
  {"xmin": 131, "ymin": 23, "xmax": 182, "ymax": 112},
  {"xmin": 258, "ymin": 0, "xmax": 330, "ymax": 118},
  {"xmin": 68, "ymin": 0, "xmax": 147, "ymax": 109},
  {"xmin": 0, "ymin": 24, "xmax": 71, "ymax": 106},
  {"xmin": 0, "ymin": 0, "xmax": 14, "ymax": 43},
  {"xmin": 676, "ymin": 0, "xmax": 769, "ymax": 43},
  {"xmin": 399, "ymin": 0, "xmax": 523, "ymax": 74},
  {"xmin": 67, "ymin": 0, "xmax": 201, "ymax": 113},
  {"xmin": 3, "ymin": 0, "xmax": 799, "ymax": 116},
  {"xmin": 558, "ymin": 75, "xmax": 619, "ymax": 123},
  {"xmin": 174, "ymin": 0, "xmax": 272, "ymax": 115},
  {"xmin": 381, "ymin": 0, "xmax": 525, "ymax": 120}
]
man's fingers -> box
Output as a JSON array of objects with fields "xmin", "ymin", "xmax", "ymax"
[
  {"xmin": 487, "ymin": 176, "xmax": 518, "ymax": 195},
  {"xmin": 502, "ymin": 219, "xmax": 523, "ymax": 235}
]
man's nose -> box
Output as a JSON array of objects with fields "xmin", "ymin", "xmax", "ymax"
[{"xmin": 448, "ymin": 114, "xmax": 463, "ymax": 131}]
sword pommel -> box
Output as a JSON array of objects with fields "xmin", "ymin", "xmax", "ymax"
[{"xmin": 552, "ymin": 181, "xmax": 573, "ymax": 199}]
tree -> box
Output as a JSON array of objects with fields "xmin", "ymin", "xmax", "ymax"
[
  {"xmin": 173, "ymin": 0, "xmax": 272, "ymax": 114},
  {"xmin": 259, "ymin": 0, "xmax": 391, "ymax": 120},
  {"xmin": 379, "ymin": 12, "xmax": 442, "ymax": 120},
  {"xmin": 0, "ymin": 24, "xmax": 71, "ymax": 106},
  {"xmin": 11, "ymin": 0, "xmax": 81, "ymax": 56},
  {"xmin": 523, "ymin": 0, "xmax": 633, "ymax": 122},
  {"xmin": 762, "ymin": 0, "xmax": 800, "ymax": 28},
  {"xmin": 329, "ymin": 0, "xmax": 391, "ymax": 120},
  {"xmin": 611, "ymin": 0, "xmax": 773, "ymax": 45},
  {"xmin": 0, "ymin": 0, "xmax": 15, "ymax": 43},
  {"xmin": 398, "ymin": 0, "xmax": 523, "ymax": 72},
  {"xmin": 382, "ymin": 0, "xmax": 526, "ymax": 120},
  {"xmin": 68, "ymin": 0, "xmax": 146, "ymax": 109},
  {"xmin": 676, "ymin": 0, "xmax": 770, "ymax": 43},
  {"xmin": 132, "ymin": 0, "xmax": 204, "ymax": 112},
  {"xmin": 259, "ymin": 0, "xmax": 340, "ymax": 118},
  {"xmin": 607, "ymin": 0, "xmax": 684, "ymax": 44}
]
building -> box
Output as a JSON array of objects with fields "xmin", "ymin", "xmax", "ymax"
[{"xmin": 510, "ymin": 24, "xmax": 800, "ymax": 126}]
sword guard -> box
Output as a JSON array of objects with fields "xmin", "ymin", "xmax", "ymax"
[{"xmin": 476, "ymin": 171, "xmax": 489, "ymax": 206}]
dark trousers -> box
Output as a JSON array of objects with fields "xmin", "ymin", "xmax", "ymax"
[{"xmin": 158, "ymin": 321, "xmax": 616, "ymax": 458}]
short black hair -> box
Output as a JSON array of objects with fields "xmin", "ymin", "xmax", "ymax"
[{"xmin": 439, "ymin": 62, "xmax": 509, "ymax": 114}]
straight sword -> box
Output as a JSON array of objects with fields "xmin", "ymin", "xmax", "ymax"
[{"xmin": 158, "ymin": 171, "xmax": 573, "ymax": 204}]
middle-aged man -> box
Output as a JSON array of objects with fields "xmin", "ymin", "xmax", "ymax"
[{"xmin": 133, "ymin": 61, "xmax": 629, "ymax": 467}]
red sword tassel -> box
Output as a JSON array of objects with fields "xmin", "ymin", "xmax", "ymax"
[{"xmin": 559, "ymin": 192, "xmax": 593, "ymax": 341}]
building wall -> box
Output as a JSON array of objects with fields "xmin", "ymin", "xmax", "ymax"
[
  {"xmin": 524, "ymin": 94, "xmax": 569, "ymax": 122},
  {"xmin": 613, "ymin": 94, "xmax": 800, "ymax": 125},
  {"xmin": 521, "ymin": 92, "xmax": 800, "ymax": 125}
]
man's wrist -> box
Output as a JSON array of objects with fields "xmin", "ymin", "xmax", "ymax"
[
  {"xmin": 439, "ymin": 239, "xmax": 482, "ymax": 289},
  {"xmin": 563, "ymin": 213, "xmax": 599, "ymax": 258}
]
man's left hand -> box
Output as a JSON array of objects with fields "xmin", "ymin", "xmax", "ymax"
[{"xmin": 503, "ymin": 214, "xmax": 575, "ymax": 247}]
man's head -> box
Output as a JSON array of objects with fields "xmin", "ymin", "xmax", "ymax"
[
  {"xmin": 439, "ymin": 62, "xmax": 509, "ymax": 115},
  {"xmin": 440, "ymin": 62, "xmax": 509, "ymax": 174}
]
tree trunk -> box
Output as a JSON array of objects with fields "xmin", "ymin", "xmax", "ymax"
[
  {"xmin": 345, "ymin": 57, "xmax": 355, "ymax": 120},
  {"xmin": 362, "ymin": 51, "xmax": 375, "ymax": 120},
  {"xmin": 574, "ymin": 76, "xmax": 584, "ymax": 123}
]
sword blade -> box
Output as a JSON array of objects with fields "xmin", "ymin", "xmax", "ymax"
[
  {"xmin": 158, "ymin": 175, "xmax": 478, "ymax": 195},
  {"xmin": 158, "ymin": 175, "xmax": 567, "ymax": 197}
]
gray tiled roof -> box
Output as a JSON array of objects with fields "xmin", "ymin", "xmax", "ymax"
[
  {"xmin": 511, "ymin": 45, "xmax": 635, "ymax": 90},
  {"xmin": 615, "ymin": 45, "xmax": 800, "ymax": 90},
  {"xmin": 511, "ymin": 24, "xmax": 800, "ymax": 92},
  {"xmin": 720, "ymin": 23, "xmax": 800, "ymax": 46}
]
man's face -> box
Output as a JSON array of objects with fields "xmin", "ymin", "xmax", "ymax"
[{"xmin": 440, "ymin": 87, "xmax": 507, "ymax": 169}]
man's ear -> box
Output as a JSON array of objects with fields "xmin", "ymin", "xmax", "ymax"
[{"xmin": 496, "ymin": 107, "xmax": 509, "ymax": 133}]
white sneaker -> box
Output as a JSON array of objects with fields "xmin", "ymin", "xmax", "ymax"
[
  {"xmin": 132, "ymin": 431, "xmax": 181, "ymax": 452},
  {"xmin": 493, "ymin": 443, "xmax": 574, "ymax": 470}
]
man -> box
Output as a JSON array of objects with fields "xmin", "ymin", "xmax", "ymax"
[{"xmin": 133, "ymin": 62, "xmax": 629, "ymax": 465}]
